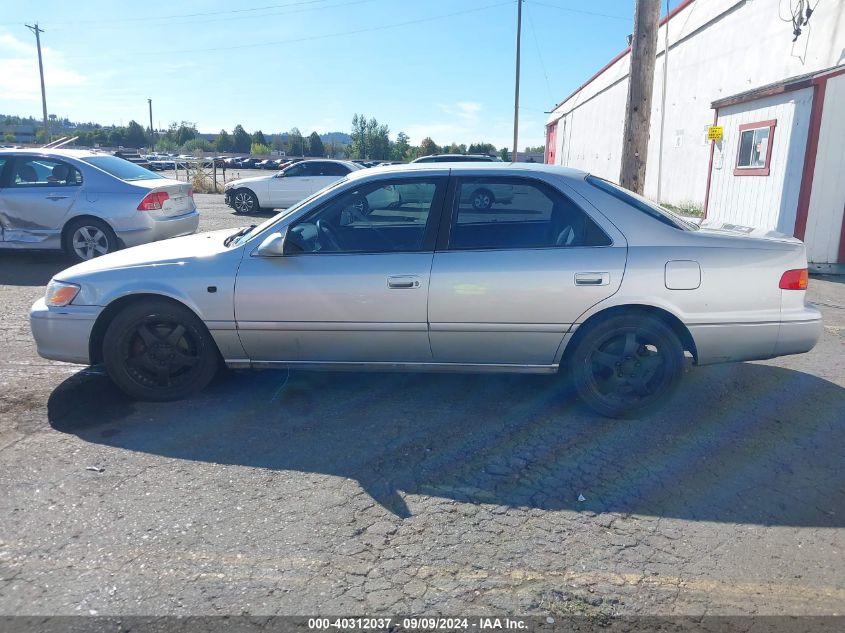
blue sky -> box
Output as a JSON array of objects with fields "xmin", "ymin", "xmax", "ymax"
[{"xmin": 0, "ymin": 0, "xmax": 679, "ymax": 151}]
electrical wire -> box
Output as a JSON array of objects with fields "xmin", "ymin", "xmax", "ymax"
[
  {"xmin": 524, "ymin": 3, "xmax": 554, "ymax": 102},
  {"xmin": 527, "ymin": 0, "xmax": 629, "ymax": 22}
]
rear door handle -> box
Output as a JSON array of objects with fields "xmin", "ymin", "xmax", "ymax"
[
  {"xmin": 575, "ymin": 272, "xmax": 610, "ymax": 286},
  {"xmin": 388, "ymin": 275, "xmax": 421, "ymax": 289},
  {"xmin": 46, "ymin": 194, "xmax": 68, "ymax": 200}
]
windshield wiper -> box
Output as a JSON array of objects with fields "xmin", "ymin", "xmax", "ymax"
[{"xmin": 224, "ymin": 224, "xmax": 256, "ymax": 247}]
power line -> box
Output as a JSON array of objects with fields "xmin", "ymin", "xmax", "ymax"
[
  {"xmin": 61, "ymin": 1, "xmax": 515, "ymax": 60},
  {"xmin": 524, "ymin": 2, "xmax": 554, "ymax": 102},
  {"xmin": 527, "ymin": 0, "xmax": 629, "ymax": 21}
]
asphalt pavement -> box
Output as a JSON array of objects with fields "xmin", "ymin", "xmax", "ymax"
[{"xmin": 0, "ymin": 193, "xmax": 843, "ymax": 617}]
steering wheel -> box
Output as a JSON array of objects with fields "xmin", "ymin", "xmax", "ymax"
[{"xmin": 316, "ymin": 219, "xmax": 342, "ymax": 252}]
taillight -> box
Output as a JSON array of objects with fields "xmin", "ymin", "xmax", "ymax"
[
  {"xmin": 187, "ymin": 187, "xmax": 194, "ymax": 198},
  {"xmin": 137, "ymin": 191, "xmax": 169, "ymax": 211},
  {"xmin": 779, "ymin": 268, "xmax": 808, "ymax": 290}
]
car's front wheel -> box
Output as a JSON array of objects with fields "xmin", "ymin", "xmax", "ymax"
[
  {"xmin": 232, "ymin": 189, "xmax": 259, "ymax": 214},
  {"xmin": 64, "ymin": 218, "xmax": 118, "ymax": 262},
  {"xmin": 102, "ymin": 299, "xmax": 220, "ymax": 401},
  {"xmin": 568, "ymin": 313, "xmax": 684, "ymax": 417}
]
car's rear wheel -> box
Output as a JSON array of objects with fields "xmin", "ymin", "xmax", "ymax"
[
  {"xmin": 102, "ymin": 299, "xmax": 219, "ymax": 401},
  {"xmin": 232, "ymin": 189, "xmax": 259, "ymax": 214},
  {"xmin": 568, "ymin": 313, "xmax": 684, "ymax": 417},
  {"xmin": 64, "ymin": 218, "xmax": 118, "ymax": 262},
  {"xmin": 470, "ymin": 188, "xmax": 494, "ymax": 210}
]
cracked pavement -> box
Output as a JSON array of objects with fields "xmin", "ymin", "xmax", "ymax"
[{"xmin": 1, "ymin": 192, "xmax": 843, "ymax": 616}]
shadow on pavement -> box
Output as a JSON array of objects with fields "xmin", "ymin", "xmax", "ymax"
[
  {"xmin": 0, "ymin": 251, "xmax": 73, "ymax": 286},
  {"xmin": 48, "ymin": 362, "xmax": 845, "ymax": 526}
]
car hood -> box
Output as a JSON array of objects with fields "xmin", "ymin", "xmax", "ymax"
[
  {"xmin": 225, "ymin": 175, "xmax": 271, "ymax": 188},
  {"xmin": 55, "ymin": 229, "xmax": 240, "ymax": 281}
]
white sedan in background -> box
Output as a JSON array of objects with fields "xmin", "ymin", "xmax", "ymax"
[{"xmin": 224, "ymin": 159, "xmax": 361, "ymax": 213}]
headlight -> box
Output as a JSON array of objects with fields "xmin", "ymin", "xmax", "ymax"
[{"xmin": 45, "ymin": 280, "xmax": 81, "ymax": 307}]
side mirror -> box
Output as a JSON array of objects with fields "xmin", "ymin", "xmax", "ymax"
[{"xmin": 255, "ymin": 229, "xmax": 287, "ymax": 257}]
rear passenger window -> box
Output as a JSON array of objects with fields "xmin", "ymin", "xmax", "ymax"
[{"xmin": 449, "ymin": 177, "xmax": 611, "ymax": 250}]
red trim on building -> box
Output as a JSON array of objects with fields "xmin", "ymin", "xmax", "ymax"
[
  {"xmin": 733, "ymin": 119, "xmax": 777, "ymax": 176},
  {"xmin": 702, "ymin": 109, "xmax": 719, "ymax": 218},
  {"xmin": 794, "ymin": 81, "xmax": 827, "ymax": 241},
  {"xmin": 547, "ymin": 0, "xmax": 696, "ymax": 118}
]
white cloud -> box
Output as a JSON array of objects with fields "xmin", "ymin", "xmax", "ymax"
[{"xmin": 0, "ymin": 31, "xmax": 86, "ymax": 104}]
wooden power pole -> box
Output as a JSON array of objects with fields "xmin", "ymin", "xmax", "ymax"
[
  {"xmin": 512, "ymin": 0, "xmax": 522, "ymax": 163},
  {"xmin": 26, "ymin": 23, "xmax": 50, "ymax": 144},
  {"xmin": 619, "ymin": 0, "xmax": 660, "ymax": 194}
]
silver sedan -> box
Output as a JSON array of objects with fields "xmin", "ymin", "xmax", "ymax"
[
  {"xmin": 30, "ymin": 163, "xmax": 822, "ymax": 417},
  {"xmin": 0, "ymin": 148, "xmax": 199, "ymax": 261}
]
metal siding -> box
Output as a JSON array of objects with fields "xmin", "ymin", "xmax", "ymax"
[
  {"xmin": 804, "ymin": 74, "xmax": 845, "ymax": 264},
  {"xmin": 706, "ymin": 89, "xmax": 812, "ymax": 233},
  {"xmin": 545, "ymin": 0, "xmax": 845, "ymax": 209}
]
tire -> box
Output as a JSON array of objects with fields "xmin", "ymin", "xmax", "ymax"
[
  {"xmin": 102, "ymin": 299, "xmax": 220, "ymax": 401},
  {"xmin": 470, "ymin": 188, "xmax": 494, "ymax": 210},
  {"xmin": 232, "ymin": 189, "xmax": 259, "ymax": 214},
  {"xmin": 568, "ymin": 313, "xmax": 684, "ymax": 418},
  {"xmin": 64, "ymin": 217, "xmax": 118, "ymax": 262}
]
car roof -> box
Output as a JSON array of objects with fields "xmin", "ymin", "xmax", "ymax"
[
  {"xmin": 346, "ymin": 161, "xmax": 587, "ymax": 180},
  {"xmin": 0, "ymin": 147, "xmax": 103, "ymax": 159},
  {"xmin": 413, "ymin": 154, "xmax": 501, "ymax": 161}
]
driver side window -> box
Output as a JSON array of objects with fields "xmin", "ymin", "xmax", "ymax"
[{"xmin": 286, "ymin": 178, "xmax": 444, "ymax": 254}]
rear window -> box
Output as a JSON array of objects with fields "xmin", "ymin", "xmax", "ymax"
[
  {"xmin": 586, "ymin": 175, "xmax": 697, "ymax": 231},
  {"xmin": 82, "ymin": 155, "xmax": 162, "ymax": 181}
]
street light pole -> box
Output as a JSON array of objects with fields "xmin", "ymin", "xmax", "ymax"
[
  {"xmin": 512, "ymin": 0, "xmax": 522, "ymax": 163},
  {"xmin": 147, "ymin": 99, "xmax": 155, "ymax": 149},
  {"xmin": 26, "ymin": 23, "xmax": 50, "ymax": 144}
]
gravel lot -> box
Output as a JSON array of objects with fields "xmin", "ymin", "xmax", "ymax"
[{"xmin": 1, "ymin": 192, "xmax": 843, "ymax": 617}]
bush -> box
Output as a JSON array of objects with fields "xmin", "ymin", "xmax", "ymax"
[
  {"xmin": 250, "ymin": 142, "xmax": 271, "ymax": 155},
  {"xmin": 181, "ymin": 138, "xmax": 213, "ymax": 153}
]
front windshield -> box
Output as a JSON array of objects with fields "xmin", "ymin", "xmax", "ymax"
[{"xmin": 227, "ymin": 177, "xmax": 349, "ymax": 248}]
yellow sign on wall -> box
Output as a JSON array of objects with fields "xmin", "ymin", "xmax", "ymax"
[{"xmin": 707, "ymin": 126, "xmax": 723, "ymax": 141}]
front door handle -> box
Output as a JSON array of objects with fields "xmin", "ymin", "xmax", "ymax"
[
  {"xmin": 575, "ymin": 272, "xmax": 610, "ymax": 286},
  {"xmin": 46, "ymin": 194, "xmax": 69, "ymax": 200},
  {"xmin": 388, "ymin": 275, "xmax": 421, "ymax": 289}
]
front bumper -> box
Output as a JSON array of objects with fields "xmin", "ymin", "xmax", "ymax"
[
  {"xmin": 117, "ymin": 210, "xmax": 200, "ymax": 248},
  {"xmin": 30, "ymin": 298, "xmax": 102, "ymax": 365}
]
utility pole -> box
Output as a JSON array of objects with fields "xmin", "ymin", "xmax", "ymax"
[
  {"xmin": 619, "ymin": 0, "xmax": 660, "ymax": 194},
  {"xmin": 512, "ymin": 0, "xmax": 522, "ymax": 163},
  {"xmin": 26, "ymin": 23, "xmax": 50, "ymax": 144},
  {"xmin": 147, "ymin": 99, "xmax": 155, "ymax": 149},
  {"xmin": 656, "ymin": 0, "xmax": 670, "ymax": 202}
]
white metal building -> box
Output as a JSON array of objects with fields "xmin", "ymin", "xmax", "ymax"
[{"xmin": 545, "ymin": 0, "xmax": 845, "ymax": 271}]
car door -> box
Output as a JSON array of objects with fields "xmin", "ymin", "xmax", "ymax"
[
  {"xmin": 428, "ymin": 175, "xmax": 627, "ymax": 366},
  {"xmin": 268, "ymin": 161, "xmax": 313, "ymax": 207},
  {"xmin": 234, "ymin": 174, "xmax": 448, "ymax": 364},
  {"xmin": 0, "ymin": 155, "xmax": 83, "ymax": 250}
]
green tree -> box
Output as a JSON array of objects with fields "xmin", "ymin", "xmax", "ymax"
[
  {"xmin": 250, "ymin": 142, "xmax": 271, "ymax": 155},
  {"xmin": 271, "ymin": 134, "xmax": 284, "ymax": 152},
  {"xmin": 125, "ymin": 120, "xmax": 147, "ymax": 148},
  {"xmin": 215, "ymin": 129, "xmax": 233, "ymax": 152},
  {"xmin": 307, "ymin": 131, "xmax": 324, "ymax": 157},
  {"xmin": 288, "ymin": 127, "xmax": 304, "ymax": 156},
  {"xmin": 468, "ymin": 142, "xmax": 496, "ymax": 155},
  {"xmin": 232, "ymin": 124, "xmax": 251, "ymax": 153},
  {"xmin": 391, "ymin": 131, "xmax": 410, "ymax": 161},
  {"xmin": 252, "ymin": 130, "xmax": 267, "ymax": 146},
  {"xmin": 108, "ymin": 128, "xmax": 126, "ymax": 146},
  {"xmin": 3, "ymin": 131, "xmax": 15, "ymax": 143},
  {"xmin": 500, "ymin": 147, "xmax": 511, "ymax": 161},
  {"xmin": 419, "ymin": 137, "xmax": 439, "ymax": 156},
  {"xmin": 349, "ymin": 114, "xmax": 368, "ymax": 158}
]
